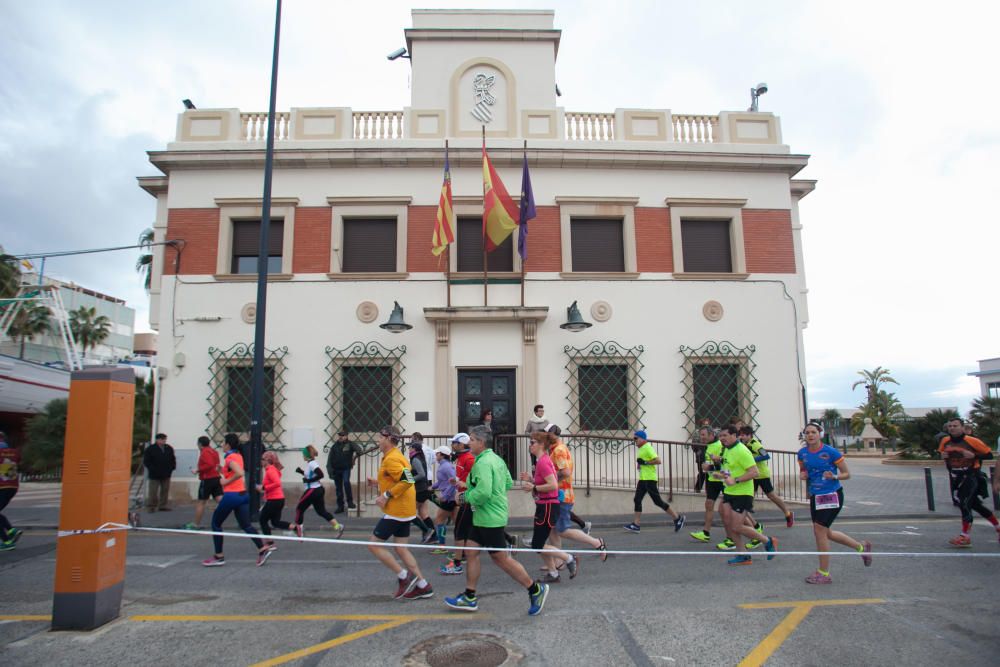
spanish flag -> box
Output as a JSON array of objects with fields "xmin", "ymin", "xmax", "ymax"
[
  {"xmin": 482, "ymin": 140, "xmax": 519, "ymax": 252},
  {"xmin": 431, "ymin": 144, "xmax": 455, "ymax": 256}
]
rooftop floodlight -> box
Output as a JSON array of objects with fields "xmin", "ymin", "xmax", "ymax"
[
  {"xmin": 182, "ymin": 99, "xmax": 196, "ymax": 110},
  {"xmin": 748, "ymin": 82, "xmax": 768, "ymax": 112},
  {"xmin": 387, "ymin": 47, "xmax": 410, "ymax": 61}
]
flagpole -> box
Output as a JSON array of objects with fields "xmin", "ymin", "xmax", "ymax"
[
  {"xmin": 482, "ymin": 125, "xmax": 488, "ymax": 307},
  {"xmin": 520, "ymin": 139, "xmax": 527, "ymax": 307}
]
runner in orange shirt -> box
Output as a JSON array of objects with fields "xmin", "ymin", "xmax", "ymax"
[{"xmin": 938, "ymin": 418, "xmax": 998, "ymax": 546}]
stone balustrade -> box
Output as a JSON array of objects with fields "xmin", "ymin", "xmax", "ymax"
[{"xmin": 176, "ymin": 108, "xmax": 780, "ymax": 146}]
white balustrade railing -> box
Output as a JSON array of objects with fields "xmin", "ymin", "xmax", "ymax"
[
  {"xmin": 240, "ymin": 112, "xmax": 291, "ymax": 141},
  {"xmin": 353, "ymin": 110, "xmax": 405, "ymax": 139},
  {"xmin": 565, "ymin": 111, "xmax": 615, "ymax": 140},
  {"xmin": 671, "ymin": 114, "xmax": 718, "ymax": 143}
]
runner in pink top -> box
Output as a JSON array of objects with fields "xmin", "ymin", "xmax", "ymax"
[
  {"xmin": 257, "ymin": 451, "xmax": 291, "ymax": 551},
  {"xmin": 519, "ymin": 432, "xmax": 577, "ymax": 583}
]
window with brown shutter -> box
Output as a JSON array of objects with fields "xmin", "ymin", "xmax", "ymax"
[
  {"xmin": 570, "ymin": 218, "xmax": 624, "ymax": 272},
  {"xmin": 681, "ymin": 219, "xmax": 732, "ymax": 272},
  {"xmin": 342, "ymin": 218, "xmax": 397, "ymax": 272},
  {"xmin": 456, "ymin": 216, "xmax": 514, "ymax": 272},
  {"xmin": 231, "ymin": 219, "xmax": 283, "ymax": 274}
]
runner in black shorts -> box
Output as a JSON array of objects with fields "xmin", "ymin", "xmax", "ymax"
[
  {"xmin": 199, "ymin": 477, "xmax": 223, "ymax": 501},
  {"xmin": 690, "ymin": 426, "xmax": 725, "ymax": 543}
]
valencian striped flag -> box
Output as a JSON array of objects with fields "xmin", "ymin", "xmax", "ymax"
[
  {"xmin": 482, "ymin": 139, "xmax": 519, "ymax": 251},
  {"xmin": 431, "ymin": 144, "xmax": 455, "ymax": 256}
]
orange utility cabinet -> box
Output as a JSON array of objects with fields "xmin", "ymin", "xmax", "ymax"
[{"xmin": 52, "ymin": 367, "xmax": 134, "ymax": 630}]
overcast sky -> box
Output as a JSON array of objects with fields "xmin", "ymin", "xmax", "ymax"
[{"xmin": 2, "ymin": 0, "xmax": 996, "ymax": 412}]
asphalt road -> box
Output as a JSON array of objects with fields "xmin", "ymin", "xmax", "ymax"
[{"xmin": 2, "ymin": 515, "xmax": 999, "ymax": 666}]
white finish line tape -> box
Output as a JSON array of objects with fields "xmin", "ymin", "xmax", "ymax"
[{"xmin": 56, "ymin": 523, "xmax": 1000, "ymax": 557}]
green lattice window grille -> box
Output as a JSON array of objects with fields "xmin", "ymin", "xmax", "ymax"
[
  {"xmin": 679, "ymin": 340, "xmax": 758, "ymax": 437},
  {"xmin": 206, "ymin": 343, "xmax": 289, "ymax": 446},
  {"xmin": 564, "ymin": 341, "xmax": 645, "ymax": 438},
  {"xmin": 325, "ymin": 341, "xmax": 406, "ymax": 446}
]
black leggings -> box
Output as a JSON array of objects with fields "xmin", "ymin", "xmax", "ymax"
[
  {"xmin": 634, "ymin": 480, "xmax": 670, "ymax": 513},
  {"xmin": 950, "ymin": 469, "xmax": 994, "ymax": 524},
  {"xmin": 295, "ymin": 486, "xmax": 333, "ymax": 524},
  {"xmin": 260, "ymin": 498, "xmax": 292, "ymax": 535},
  {"xmin": 531, "ymin": 503, "xmax": 558, "ymax": 550},
  {"xmin": 0, "ymin": 487, "xmax": 16, "ymax": 540}
]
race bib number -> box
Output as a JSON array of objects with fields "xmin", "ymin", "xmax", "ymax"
[{"xmin": 814, "ymin": 492, "xmax": 840, "ymax": 510}]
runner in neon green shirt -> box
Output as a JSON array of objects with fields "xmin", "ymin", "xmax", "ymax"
[
  {"xmin": 690, "ymin": 426, "xmax": 725, "ymax": 543},
  {"xmin": 717, "ymin": 425, "xmax": 776, "ymax": 565},
  {"xmin": 623, "ymin": 430, "xmax": 685, "ymax": 533},
  {"xmin": 739, "ymin": 426, "xmax": 793, "ymax": 528}
]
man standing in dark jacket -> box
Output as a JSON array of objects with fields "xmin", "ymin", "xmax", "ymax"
[
  {"xmin": 143, "ymin": 433, "xmax": 176, "ymax": 512},
  {"xmin": 327, "ymin": 430, "xmax": 364, "ymax": 513}
]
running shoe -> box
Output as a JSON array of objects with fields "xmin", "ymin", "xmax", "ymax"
[
  {"xmin": 948, "ymin": 535, "xmax": 972, "ymax": 548},
  {"xmin": 403, "ymin": 583, "xmax": 434, "ymax": 600},
  {"xmin": 727, "ymin": 555, "xmax": 752, "ymax": 566},
  {"xmin": 785, "ymin": 511, "xmax": 794, "ymax": 528},
  {"xmin": 595, "ymin": 537, "xmax": 609, "ymax": 563},
  {"xmin": 623, "ymin": 523, "xmax": 641, "ymax": 533},
  {"xmin": 440, "ymin": 560, "xmax": 464, "ymax": 575},
  {"xmin": 765, "ymin": 537, "xmax": 777, "ymax": 561},
  {"xmin": 265, "ymin": 542, "xmax": 278, "ymax": 552},
  {"xmin": 689, "ymin": 531, "xmax": 710, "ymax": 543},
  {"xmin": 536, "ymin": 572, "xmax": 561, "ymax": 584},
  {"xmin": 394, "ymin": 573, "xmax": 418, "ymax": 600},
  {"xmin": 755, "ymin": 522, "xmax": 765, "ymax": 533},
  {"xmin": 860, "ymin": 540, "xmax": 873, "ymax": 567},
  {"xmin": 256, "ymin": 549, "xmax": 273, "ymax": 567},
  {"xmin": 747, "ymin": 539, "xmax": 762, "ymax": 550},
  {"xmin": 528, "ymin": 583, "xmax": 549, "ymax": 616},
  {"xmin": 0, "ymin": 540, "xmax": 14, "ymax": 552},
  {"xmin": 182, "ymin": 522, "xmax": 199, "ymax": 531},
  {"xmin": 422, "ymin": 532, "xmax": 438, "ymax": 545},
  {"xmin": 716, "ymin": 538, "xmax": 735, "ymax": 551},
  {"xmin": 805, "ymin": 571, "xmax": 832, "ymax": 584},
  {"xmin": 201, "ymin": 556, "xmax": 225, "ymax": 567},
  {"xmin": 431, "ymin": 547, "xmax": 451, "ymax": 555},
  {"xmin": 7, "ymin": 528, "xmax": 23, "ymax": 544},
  {"xmin": 583, "ymin": 521, "xmax": 593, "ymax": 535},
  {"xmin": 330, "ymin": 520, "xmax": 345, "ymax": 539},
  {"xmin": 444, "ymin": 593, "xmax": 479, "ymax": 612},
  {"xmin": 674, "ymin": 514, "xmax": 686, "ymax": 532},
  {"xmin": 566, "ymin": 557, "xmax": 579, "ymax": 580},
  {"xmin": 295, "ymin": 524, "xmax": 304, "ymax": 538}
]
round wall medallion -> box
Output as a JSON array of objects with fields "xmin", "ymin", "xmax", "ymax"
[
  {"xmin": 241, "ymin": 303, "xmax": 257, "ymax": 324},
  {"xmin": 357, "ymin": 301, "xmax": 379, "ymax": 324},
  {"xmin": 703, "ymin": 300, "xmax": 724, "ymax": 322},
  {"xmin": 590, "ymin": 300, "xmax": 612, "ymax": 322}
]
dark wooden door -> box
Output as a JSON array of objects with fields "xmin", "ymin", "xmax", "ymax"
[{"xmin": 457, "ymin": 368, "xmax": 516, "ymax": 472}]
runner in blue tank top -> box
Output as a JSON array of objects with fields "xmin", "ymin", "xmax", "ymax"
[{"xmin": 797, "ymin": 422, "xmax": 872, "ymax": 584}]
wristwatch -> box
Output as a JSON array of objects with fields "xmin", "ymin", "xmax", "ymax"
[{"xmin": 383, "ymin": 491, "xmax": 391, "ymax": 499}]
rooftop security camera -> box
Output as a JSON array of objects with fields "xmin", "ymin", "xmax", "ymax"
[{"xmin": 387, "ymin": 47, "xmax": 410, "ymax": 61}]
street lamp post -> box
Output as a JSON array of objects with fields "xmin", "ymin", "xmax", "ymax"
[{"xmin": 248, "ymin": 0, "xmax": 283, "ymax": 520}]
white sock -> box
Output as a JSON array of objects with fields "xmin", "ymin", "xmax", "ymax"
[
  {"xmin": 397, "ymin": 569, "xmax": 409, "ymax": 580},
  {"xmin": 566, "ymin": 554, "xmax": 575, "ymax": 563},
  {"xmin": 417, "ymin": 578, "xmax": 428, "ymax": 588},
  {"xmin": 549, "ymin": 569, "xmax": 559, "ymax": 577}
]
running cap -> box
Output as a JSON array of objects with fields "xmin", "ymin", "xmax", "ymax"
[
  {"xmin": 634, "ymin": 430, "xmax": 648, "ymax": 440},
  {"xmin": 434, "ymin": 445, "xmax": 454, "ymax": 457},
  {"xmin": 545, "ymin": 424, "xmax": 561, "ymax": 435},
  {"xmin": 451, "ymin": 432, "xmax": 470, "ymax": 445}
]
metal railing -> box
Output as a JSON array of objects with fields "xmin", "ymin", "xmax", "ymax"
[
  {"xmin": 19, "ymin": 468, "xmax": 62, "ymax": 482},
  {"xmin": 336, "ymin": 433, "xmax": 804, "ymax": 517}
]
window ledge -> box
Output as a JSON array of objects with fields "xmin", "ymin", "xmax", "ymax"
[
  {"xmin": 672, "ymin": 272, "xmax": 749, "ymax": 281},
  {"xmin": 213, "ymin": 273, "xmax": 294, "ymax": 282},
  {"xmin": 326, "ymin": 272, "xmax": 410, "ymax": 280},
  {"xmin": 558, "ymin": 272, "xmax": 640, "ymax": 280},
  {"xmin": 450, "ymin": 271, "xmax": 521, "ymax": 280}
]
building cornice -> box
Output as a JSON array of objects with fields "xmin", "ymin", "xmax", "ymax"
[
  {"xmin": 405, "ymin": 29, "xmax": 562, "ymax": 57},
  {"xmin": 137, "ymin": 176, "xmax": 168, "ymax": 196},
  {"xmin": 790, "ymin": 179, "xmax": 817, "ymax": 199},
  {"xmin": 147, "ymin": 146, "xmax": 809, "ymax": 177}
]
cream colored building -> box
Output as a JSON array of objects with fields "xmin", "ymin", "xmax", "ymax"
[{"xmin": 138, "ymin": 9, "xmax": 815, "ymax": 481}]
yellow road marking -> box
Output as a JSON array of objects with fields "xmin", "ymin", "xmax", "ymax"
[
  {"xmin": 249, "ymin": 618, "xmax": 411, "ymax": 667},
  {"xmin": 0, "ymin": 615, "xmax": 50, "ymax": 621},
  {"xmin": 738, "ymin": 599, "xmax": 885, "ymax": 666},
  {"xmin": 130, "ymin": 613, "xmax": 468, "ymax": 622}
]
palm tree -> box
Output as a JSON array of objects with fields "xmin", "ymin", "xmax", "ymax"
[
  {"xmin": 68, "ymin": 306, "xmax": 112, "ymax": 357},
  {"xmin": 0, "ymin": 252, "xmax": 21, "ymax": 300},
  {"xmin": 821, "ymin": 408, "xmax": 842, "ymax": 429},
  {"xmin": 851, "ymin": 366, "xmax": 899, "ymax": 398},
  {"xmin": 8, "ymin": 300, "xmax": 51, "ymax": 358},
  {"xmin": 136, "ymin": 228, "xmax": 154, "ymax": 292},
  {"xmin": 968, "ymin": 396, "xmax": 1000, "ymax": 450},
  {"xmin": 851, "ymin": 389, "xmax": 906, "ymax": 439}
]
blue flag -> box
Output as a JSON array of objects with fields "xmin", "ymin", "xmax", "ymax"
[{"xmin": 518, "ymin": 152, "xmax": 536, "ymax": 260}]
